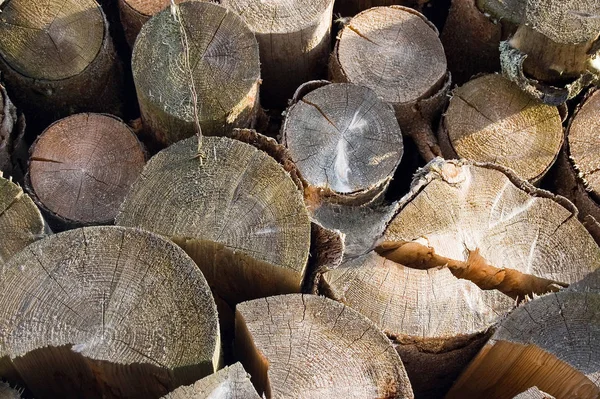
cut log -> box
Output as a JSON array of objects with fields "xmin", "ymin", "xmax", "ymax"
[
  {"xmin": 281, "ymin": 82, "xmax": 403, "ymax": 195},
  {"xmin": 0, "ymin": 383, "xmax": 22, "ymax": 399},
  {"xmin": 118, "ymin": 0, "xmax": 186, "ymax": 48},
  {"xmin": 333, "ymin": 0, "xmax": 423, "ymax": 19},
  {"xmin": 447, "ymin": 291, "xmax": 600, "ymax": 398},
  {"xmin": 162, "ymin": 362, "xmax": 260, "ymax": 399},
  {"xmin": 222, "ymin": 0, "xmax": 334, "ymax": 108},
  {"xmin": 0, "ymin": 226, "xmax": 221, "ymax": 399},
  {"xmin": 0, "ymin": 0, "xmax": 124, "ymax": 132},
  {"xmin": 554, "ymin": 89, "xmax": 600, "ymax": 245},
  {"xmin": 235, "ymin": 294, "xmax": 414, "ymax": 398},
  {"xmin": 439, "ymin": 74, "xmax": 564, "ymax": 184},
  {"xmin": 132, "ymin": 1, "xmax": 261, "ymax": 145},
  {"xmin": 116, "ymin": 136, "xmax": 311, "ymax": 304},
  {"xmin": 0, "ymin": 81, "xmax": 27, "ymax": 182},
  {"xmin": 513, "ymin": 387, "xmax": 555, "ymax": 399},
  {"xmin": 329, "ymin": 6, "xmax": 450, "ymax": 162},
  {"xmin": 26, "ymin": 113, "xmax": 145, "ymax": 231},
  {"xmin": 440, "ymin": 0, "xmax": 502, "ymax": 85},
  {"xmin": 0, "ymin": 175, "xmax": 46, "ymax": 266},
  {"xmin": 478, "ymin": 0, "xmax": 600, "ymax": 104},
  {"xmin": 320, "ymin": 159, "xmax": 600, "ymax": 398}
]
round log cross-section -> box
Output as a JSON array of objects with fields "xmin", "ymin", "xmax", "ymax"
[
  {"xmin": 329, "ymin": 6, "xmax": 450, "ymax": 161},
  {"xmin": 0, "ymin": 226, "xmax": 222, "ymax": 399},
  {"xmin": 116, "ymin": 136, "xmax": 311, "ymax": 304},
  {"xmin": 282, "ymin": 83, "xmax": 403, "ymax": 195},
  {"xmin": 222, "ymin": 0, "xmax": 334, "ymax": 108},
  {"xmin": 27, "ymin": 113, "xmax": 146, "ymax": 230},
  {"xmin": 0, "ymin": 0, "xmax": 124, "ymax": 131},
  {"xmin": 132, "ymin": 1, "xmax": 261, "ymax": 145},
  {"xmin": 118, "ymin": 0, "xmax": 186, "ymax": 48},
  {"xmin": 439, "ymin": 74, "xmax": 563, "ymax": 184},
  {"xmin": 235, "ymin": 294, "xmax": 414, "ymax": 398}
]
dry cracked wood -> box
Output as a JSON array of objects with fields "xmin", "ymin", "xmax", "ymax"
[
  {"xmin": 0, "ymin": 81, "xmax": 26, "ymax": 182},
  {"xmin": 116, "ymin": 136, "xmax": 311, "ymax": 304},
  {"xmin": 479, "ymin": 0, "xmax": 600, "ymax": 104},
  {"xmin": 0, "ymin": 175, "xmax": 46, "ymax": 266},
  {"xmin": 0, "ymin": 226, "xmax": 221, "ymax": 399},
  {"xmin": 118, "ymin": 0, "xmax": 186, "ymax": 48},
  {"xmin": 222, "ymin": 0, "xmax": 334, "ymax": 108},
  {"xmin": 321, "ymin": 159, "xmax": 600, "ymax": 398},
  {"xmin": 0, "ymin": 0, "xmax": 124, "ymax": 131},
  {"xmin": 554, "ymin": 89, "xmax": 600, "ymax": 245},
  {"xmin": 329, "ymin": 6, "xmax": 450, "ymax": 162},
  {"xmin": 162, "ymin": 362, "xmax": 260, "ymax": 399},
  {"xmin": 235, "ymin": 294, "xmax": 414, "ymax": 398},
  {"xmin": 132, "ymin": 1, "xmax": 260, "ymax": 145},
  {"xmin": 439, "ymin": 74, "xmax": 563, "ymax": 184},
  {"xmin": 27, "ymin": 113, "xmax": 145, "ymax": 230},
  {"xmin": 282, "ymin": 82, "xmax": 403, "ymax": 195},
  {"xmin": 448, "ymin": 291, "xmax": 600, "ymax": 398},
  {"xmin": 513, "ymin": 387, "xmax": 555, "ymax": 399}
]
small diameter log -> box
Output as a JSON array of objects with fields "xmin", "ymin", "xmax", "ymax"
[
  {"xmin": 0, "ymin": 226, "xmax": 221, "ymax": 399},
  {"xmin": 440, "ymin": 0, "xmax": 502, "ymax": 85},
  {"xmin": 513, "ymin": 387, "xmax": 555, "ymax": 399},
  {"xmin": 0, "ymin": 0, "xmax": 124, "ymax": 131},
  {"xmin": 118, "ymin": 0, "xmax": 186, "ymax": 48},
  {"xmin": 439, "ymin": 74, "xmax": 564, "ymax": 184},
  {"xmin": 0, "ymin": 175, "xmax": 46, "ymax": 266},
  {"xmin": 235, "ymin": 294, "xmax": 414, "ymax": 398},
  {"xmin": 554, "ymin": 89, "xmax": 600, "ymax": 244},
  {"xmin": 0, "ymin": 81, "xmax": 26, "ymax": 182},
  {"xmin": 448, "ymin": 291, "xmax": 600, "ymax": 398},
  {"xmin": 222, "ymin": 0, "xmax": 334, "ymax": 108},
  {"xmin": 116, "ymin": 136, "xmax": 311, "ymax": 304},
  {"xmin": 478, "ymin": 0, "xmax": 600, "ymax": 104},
  {"xmin": 320, "ymin": 159, "xmax": 600, "ymax": 398},
  {"xmin": 282, "ymin": 82, "xmax": 403, "ymax": 196},
  {"xmin": 26, "ymin": 113, "xmax": 145, "ymax": 231},
  {"xmin": 329, "ymin": 6, "xmax": 450, "ymax": 162},
  {"xmin": 132, "ymin": 2, "xmax": 261, "ymax": 146},
  {"xmin": 162, "ymin": 362, "xmax": 260, "ymax": 399}
]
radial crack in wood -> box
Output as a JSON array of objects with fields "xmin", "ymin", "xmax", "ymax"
[
  {"xmin": 162, "ymin": 362, "xmax": 260, "ymax": 399},
  {"xmin": 448, "ymin": 291, "xmax": 600, "ymax": 398},
  {"xmin": 235, "ymin": 294, "xmax": 414, "ymax": 398},
  {"xmin": 132, "ymin": 1, "xmax": 261, "ymax": 145},
  {"xmin": 0, "ymin": 226, "xmax": 221, "ymax": 399},
  {"xmin": 116, "ymin": 136, "xmax": 311, "ymax": 304}
]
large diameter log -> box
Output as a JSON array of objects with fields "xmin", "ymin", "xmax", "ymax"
[
  {"xmin": 282, "ymin": 82, "xmax": 403, "ymax": 195},
  {"xmin": 0, "ymin": 0, "xmax": 124, "ymax": 131},
  {"xmin": 132, "ymin": 2, "xmax": 261, "ymax": 146},
  {"xmin": 0, "ymin": 175, "xmax": 46, "ymax": 266},
  {"xmin": 448, "ymin": 291, "xmax": 600, "ymax": 398},
  {"xmin": 329, "ymin": 6, "xmax": 450, "ymax": 162},
  {"xmin": 439, "ymin": 74, "xmax": 564, "ymax": 184},
  {"xmin": 222, "ymin": 0, "xmax": 334, "ymax": 108},
  {"xmin": 116, "ymin": 136, "xmax": 311, "ymax": 304},
  {"xmin": 25, "ymin": 113, "xmax": 145, "ymax": 231},
  {"xmin": 0, "ymin": 226, "xmax": 221, "ymax": 399},
  {"xmin": 554, "ymin": 89, "xmax": 600, "ymax": 244},
  {"xmin": 321, "ymin": 159, "xmax": 600, "ymax": 398},
  {"xmin": 162, "ymin": 362, "xmax": 260, "ymax": 399},
  {"xmin": 235, "ymin": 294, "xmax": 414, "ymax": 398},
  {"xmin": 0, "ymin": 81, "xmax": 26, "ymax": 182},
  {"xmin": 118, "ymin": 0, "xmax": 186, "ymax": 48}
]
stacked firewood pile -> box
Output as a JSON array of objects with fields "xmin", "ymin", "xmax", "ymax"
[{"xmin": 0, "ymin": 0, "xmax": 599, "ymax": 398}]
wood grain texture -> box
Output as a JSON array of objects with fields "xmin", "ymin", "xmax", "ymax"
[
  {"xmin": 513, "ymin": 387, "xmax": 555, "ymax": 399},
  {"xmin": 116, "ymin": 136, "xmax": 311, "ymax": 304},
  {"xmin": 439, "ymin": 74, "xmax": 563, "ymax": 183},
  {"xmin": 118, "ymin": 0, "xmax": 187, "ymax": 48},
  {"xmin": 235, "ymin": 294, "xmax": 414, "ymax": 398},
  {"xmin": 0, "ymin": 81, "xmax": 26, "ymax": 182},
  {"xmin": 28, "ymin": 113, "xmax": 145, "ymax": 229},
  {"xmin": 0, "ymin": 226, "xmax": 221, "ymax": 399},
  {"xmin": 132, "ymin": 1, "xmax": 260, "ymax": 145}
]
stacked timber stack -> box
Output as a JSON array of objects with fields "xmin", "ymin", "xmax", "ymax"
[{"xmin": 0, "ymin": 0, "xmax": 600, "ymax": 398}]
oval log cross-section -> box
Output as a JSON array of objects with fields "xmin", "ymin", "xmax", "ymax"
[
  {"xmin": 132, "ymin": 1, "xmax": 261, "ymax": 145},
  {"xmin": 27, "ymin": 113, "xmax": 145, "ymax": 230},
  {"xmin": 0, "ymin": 226, "xmax": 221, "ymax": 399},
  {"xmin": 282, "ymin": 83, "xmax": 403, "ymax": 195},
  {"xmin": 448, "ymin": 291, "xmax": 600, "ymax": 399},
  {"xmin": 235, "ymin": 294, "xmax": 414, "ymax": 398},
  {"xmin": 116, "ymin": 136, "xmax": 311, "ymax": 304}
]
